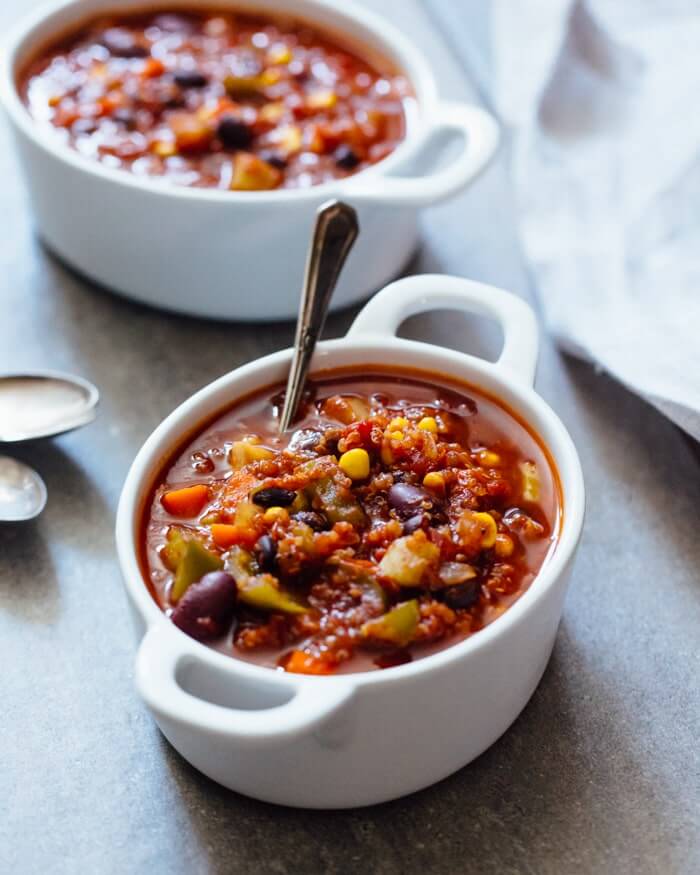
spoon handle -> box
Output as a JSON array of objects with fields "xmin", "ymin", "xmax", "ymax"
[{"xmin": 278, "ymin": 200, "xmax": 359, "ymax": 433}]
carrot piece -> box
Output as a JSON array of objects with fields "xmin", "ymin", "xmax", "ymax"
[
  {"xmin": 161, "ymin": 484, "xmax": 209, "ymax": 518},
  {"xmin": 141, "ymin": 57, "xmax": 165, "ymax": 79},
  {"xmin": 283, "ymin": 650, "xmax": 335, "ymax": 675},
  {"xmin": 210, "ymin": 523, "xmax": 239, "ymax": 549}
]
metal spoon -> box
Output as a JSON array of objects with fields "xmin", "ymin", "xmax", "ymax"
[
  {"xmin": 0, "ymin": 371, "xmax": 99, "ymax": 443},
  {"xmin": 0, "ymin": 455, "xmax": 47, "ymax": 521},
  {"xmin": 278, "ymin": 200, "xmax": 359, "ymax": 434}
]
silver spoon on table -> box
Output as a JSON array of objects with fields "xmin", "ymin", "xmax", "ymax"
[
  {"xmin": 0, "ymin": 371, "xmax": 99, "ymax": 521},
  {"xmin": 278, "ymin": 200, "xmax": 359, "ymax": 434}
]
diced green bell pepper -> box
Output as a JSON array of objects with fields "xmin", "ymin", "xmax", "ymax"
[
  {"xmin": 171, "ymin": 539, "xmax": 223, "ymax": 603},
  {"xmin": 361, "ymin": 599, "xmax": 420, "ymax": 647},
  {"xmin": 310, "ymin": 475, "xmax": 365, "ymax": 526},
  {"xmin": 237, "ymin": 576, "xmax": 308, "ymax": 615}
]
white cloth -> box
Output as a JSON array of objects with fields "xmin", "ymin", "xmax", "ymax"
[{"xmin": 493, "ymin": 0, "xmax": 700, "ymax": 439}]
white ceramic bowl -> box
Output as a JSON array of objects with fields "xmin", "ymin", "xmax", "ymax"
[
  {"xmin": 116, "ymin": 275, "xmax": 585, "ymax": 808},
  {"xmin": 0, "ymin": 0, "xmax": 499, "ymax": 321}
]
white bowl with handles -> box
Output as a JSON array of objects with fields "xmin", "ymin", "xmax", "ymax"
[
  {"xmin": 0, "ymin": 0, "xmax": 499, "ymax": 321},
  {"xmin": 116, "ymin": 274, "xmax": 585, "ymax": 808}
]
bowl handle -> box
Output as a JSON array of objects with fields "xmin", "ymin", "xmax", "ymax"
[
  {"xmin": 136, "ymin": 623, "xmax": 355, "ymax": 742},
  {"xmin": 347, "ymin": 102, "xmax": 499, "ymax": 206},
  {"xmin": 347, "ymin": 275, "xmax": 539, "ymax": 387}
]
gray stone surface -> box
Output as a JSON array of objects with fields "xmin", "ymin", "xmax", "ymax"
[{"xmin": 1, "ymin": 2, "xmax": 698, "ymax": 873}]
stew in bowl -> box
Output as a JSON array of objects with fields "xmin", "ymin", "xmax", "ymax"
[
  {"xmin": 20, "ymin": 7, "xmax": 410, "ymax": 190},
  {"xmin": 142, "ymin": 369, "xmax": 561, "ymax": 675}
]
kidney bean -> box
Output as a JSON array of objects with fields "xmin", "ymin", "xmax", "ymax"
[
  {"xmin": 292, "ymin": 510, "xmax": 328, "ymax": 531},
  {"xmin": 402, "ymin": 513, "xmax": 427, "ymax": 534},
  {"xmin": 374, "ymin": 649, "xmax": 412, "ymax": 669},
  {"xmin": 171, "ymin": 572, "xmax": 237, "ymax": 641},
  {"xmin": 387, "ymin": 483, "xmax": 432, "ymax": 519},
  {"xmin": 252, "ymin": 486, "xmax": 297, "ymax": 508},
  {"xmin": 174, "ymin": 70, "xmax": 208, "ymax": 88},
  {"xmin": 442, "ymin": 579, "xmax": 481, "ymax": 610},
  {"xmin": 217, "ymin": 116, "xmax": 254, "ymax": 150},
  {"xmin": 255, "ymin": 534, "xmax": 277, "ymax": 571}
]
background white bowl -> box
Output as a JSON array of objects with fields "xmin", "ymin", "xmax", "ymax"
[
  {"xmin": 0, "ymin": 0, "xmax": 499, "ymax": 320},
  {"xmin": 116, "ymin": 274, "xmax": 585, "ymax": 808}
]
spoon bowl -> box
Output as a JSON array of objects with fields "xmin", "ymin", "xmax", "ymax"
[
  {"xmin": 0, "ymin": 455, "xmax": 47, "ymax": 521},
  {"xmin": 0, "ymin": 371, "xmax": 99, "ymax": 443}
]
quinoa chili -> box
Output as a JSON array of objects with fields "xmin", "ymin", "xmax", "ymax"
[
  {"xmin": 19, "ymin": 8, "xmax": 411, "ymax": 190},
  {"xmin": 140, "ymin": 370, "xmax": 562, "ymax": 675}
]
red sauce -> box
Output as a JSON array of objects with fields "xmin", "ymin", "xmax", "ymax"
[
  {"xmin": 19, "ymin": 8, "xmax": 410, "ymax": 190},
  {"xmin": 140, "ymin": 370, "xmax": 562, "ymax": 674}
]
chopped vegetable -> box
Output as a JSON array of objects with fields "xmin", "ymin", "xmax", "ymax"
[
  {"xmin": 228, "ymin": 437, "xmax": 275, "ymax": 469},
  {"xmin": 171, "ymin": 539, "xmax": 223, "ymax": 603},
  {"xmin": 210, "ymin": 523, "xmax": 239, "ymax": 549},
  {"xmin": 361, "ymin": 600, "xmax": 420, "ymax": 647},
  {"xmin": 237, "ymin": 576, "xmax": 307, "ymax": 615},
  {"xmin": 161, "ymin": 484, "xmax": 209, "ymax": 518},
  {"xmin": 378, "ymin": 531, "xmax": 439, "ymax": 587},
  {"xmin": 230, "ymin": 152, "xmax": 282, "ymax": 191},
  {"xmin": 283, "ymin": 650, "xmax": 335, "ymax": 675}
]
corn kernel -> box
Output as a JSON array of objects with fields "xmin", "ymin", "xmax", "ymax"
[
  {"xmin": 259, "ymin": 102, "xmax": 285, "ymax": 124},
  {"xmin": 273, "ymin": 124, "xmax": 302, "ymax": 155},
  {"xmin": 152, "ymin": 140, "xmax": 177, "ymax": 158},
  {"xmin": 389, "ymin": 417, "xmax": 409, "ymax": 431},
  {"xmin": 338, "ymin": 448, "xmax": 370, "ymax": 480},
  {"xmin": 261, "ymin": 67, "xmax": 282, "ymax": 86},
  {"xmin": 422, "ymin": 472, "xmax": 445, "ymax": 491},
  {"xmin": 390, "ymin": 431, "xmax": 404, "ymax": 441},
  {"xmin": 305, "ymin": 89, "xmax": 337, "ymax": 110},
  {"xmin": 418, "ymin": 416, "xmax": 438, "ymax": 433},
  {"xmin": 478, "ymin": 450, "xmax": 501, "ymax": 467},
  {"xmin": 494, "ymin": 534, "xmax": 514, "ymax": 558},
  {"xmin": 263, "ymin": 506, "xmax": 289, "ymax": 525},
  {"xmin": 473, "ymin": 512, "xmax": 498, "ymax": 549},
  {"xmin": 267, "ymin": 44, "xmax": 292, "ymax": 65}
]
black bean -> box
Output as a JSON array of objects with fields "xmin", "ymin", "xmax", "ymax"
[
  {"xmin": 334, "ymin": 144, "xmax": 360, "ymax": 170},
  {"xmin": 174, "ymin": 70, "xmax": 209, "ymax": 89},
  {"xmin": 442, "ymin": 579, "xmax": 481, "ymax": 610},
  {"xmin": 387, "ymin": 483, "xmax": 432, "ymax": 519},
  {"xmin": 171, "ymin": 572, "xmax": 237, "ymax": 641},
  {"xmin": 101, "ymin": 28, "xmax": 149, "ymax": 58},
  {"xmin": 258, "ymin": 149, "xmax": 288, "ymax": 170},
  {"xmin": 292, "ymin": 510, "xmax": 328, "ymax": 531},
  {"xmin": 255, "ymin": 534, "xmax": 277, "ymax": 571},
  {"xmin": 252, "ymin": 486, "xmax": 297, "ymax": 508},
  {"xmin": 216, "ymin": 116, "xmax": 254, "ymax": 150}
]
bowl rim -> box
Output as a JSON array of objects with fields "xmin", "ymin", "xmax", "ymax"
[
  {"xmin": 0, "ymin": 0, "xmax": 439, "ymax": 204},
  {"xmin": 116, "ymin": 334, "xmax": 586, "ymax": 690}
]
